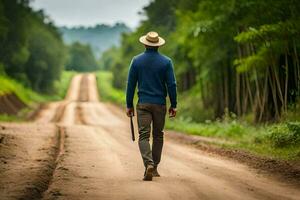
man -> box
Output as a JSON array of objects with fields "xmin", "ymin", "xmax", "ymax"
[{"xmin": 126, "ymin": 31, "xmax": 177, "ymax": 181}]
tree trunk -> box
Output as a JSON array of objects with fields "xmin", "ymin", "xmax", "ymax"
[{"xmin": 284, "ymin": 50, "xmax": 289, "ymax": 112}]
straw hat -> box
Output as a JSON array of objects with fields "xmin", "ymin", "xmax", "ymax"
[{"xmin": 139, "ymin": 31, "xmax": 165, "ymax": 47}]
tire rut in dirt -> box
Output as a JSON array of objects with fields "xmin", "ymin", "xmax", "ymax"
[
  {"xmin": 17, "ymin": 126, "xmax": 66, "ymax": 200},
  {"xmin": 0, "ymin": 133, "xmax": 4, "ymax": 144},
  {"xmin": 40, "ymin": 126, "xmax": 66, "ymax": 200},
  {"xmin": 78, "ymin": 75, "xmax": 89, "ymax": 102},
  {"xmin": 20, "ymin": 101, "xmax": 68, "ymax": 199},
  {"xmin": 27, "ymin": 103, "xmax": 49, "ymax": 121},
  {"xmin": 75, "ymin": 103, "xmax": 87, "ymax": 125},
  {"xmin": 51, "ymin": 102, "xmax": 68, "ymax": 123}
]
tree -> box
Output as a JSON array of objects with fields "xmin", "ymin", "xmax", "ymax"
[
  {"xmin": 0, "ymin": 0, "xmax": 67, "ymax": 93},
  {"xmin": 0, "ymin": 0, "xmax": 31, "ymax": 82},
  {"xmin": 66, "ymin": 42, "xmax": 99, "ymax": 72},
  {"xmin": 25, "ymin": 11, "xmax": 66, "ymax": 93}
]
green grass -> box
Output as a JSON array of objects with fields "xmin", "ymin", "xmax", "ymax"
[
  {"xmin": 0, "ymin": 75, "xmax": 46, "ymax": 105},
  {"xmin": 96, "ymin": 71, "xmax": 126, "ymax": 106},
  {"xmin": 0, "ymin": 114, "xmax": 22, "ymax": 122},
  {"xmin": 0, "ymin": 71, "xmax": 75, "ymax": 104},
  {"xmin": 0, "ymin": 75, "xmax": 47, "ymax": 121},
  {"xmin": 53, "ymin": 71, "xmax": 77, "ymax": 100},
  {"xmin": 0, "ymin": 71, "xmax": 76, "ymax": 121},
  {"xmin": 166, "ymin": 118, "xmax": 300, "ymax": 161}
]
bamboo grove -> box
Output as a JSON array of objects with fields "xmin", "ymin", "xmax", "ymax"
[{"xmin": 100, "ymin": 0, "xmax": 300, "ymax": 123}]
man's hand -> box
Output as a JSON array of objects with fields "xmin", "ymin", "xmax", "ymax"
[
  {"xmin": 168, "ymin": 107, "xmax": 177, "ymax": 118},
  {"xmin": 126, "ymin": 107, "xmax": 134, "ymax": 117}
]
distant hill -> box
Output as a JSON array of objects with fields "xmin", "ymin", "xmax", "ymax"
[{"xmin": 60, "ymin": 23, "xmax": 131, "ymax": 58}]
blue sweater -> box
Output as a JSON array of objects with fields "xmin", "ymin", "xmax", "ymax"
[{"xmin": 126, "ymin": 48, "xmax": 177, "ymax": 108}]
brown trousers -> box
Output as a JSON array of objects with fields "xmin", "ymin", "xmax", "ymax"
[{"xmin": 136, "ymin": 103, "xmax": 166, "ymax": 167}]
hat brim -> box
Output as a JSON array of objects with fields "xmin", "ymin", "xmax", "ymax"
[{"xmin": 139, "ymin": 35, "xmax": 165, "ymax": 47}]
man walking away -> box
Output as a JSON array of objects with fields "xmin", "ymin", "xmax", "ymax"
[{"xmin": 126, "ymin": 31, "xmax": 177, "ymax": 181}]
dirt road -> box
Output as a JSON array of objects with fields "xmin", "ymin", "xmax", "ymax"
[{"xmin": 1, "ymin": 74, "xmax": 300, "ymax": 200}]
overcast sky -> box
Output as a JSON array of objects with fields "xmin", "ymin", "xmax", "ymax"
[{"xmin": 30, "ymin": 0, "xmax": 151, "ymax": 28}]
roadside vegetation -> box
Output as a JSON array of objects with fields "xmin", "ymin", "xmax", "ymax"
[
  {"xmin": 0, "ymin": 0, "xmax": 96, "ymax": 94},
  {"xmin": 166, "ymin": 118, "xmax": 300, "ymax": 161},
  {"xmin": 54, "ymin": 71, "xmax": 77, "ymax": 99},
  {"xmin": 0, "ymin": 75, "xmax": 45, "ymax": 105},
  {"xmin": 0, "ymin": 0, "xmax": 66, "ymax": 93},
  {"xmin": 0, "ymin": 71, "xmax": 75, "ymax": 103},
  {"xmin": 0, "ymin": 71, "xmax": 75, "ymax": 121},
  {"xmin": 0, "ymin": 1, "xmax": 90, "ymax": 119},
  {"xmin": 96, "ymin": 71, "xmax": 125, "ymax": 106}
]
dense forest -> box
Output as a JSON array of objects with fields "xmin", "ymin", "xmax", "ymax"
[
  {"xmin": 101, "ymin": 0, "xmax": 300, "ymax": 123},
  {"xmin": 0, "ymin": 0, "xmax": 106, "ymax": 93},
  {"xmin": 60, "ymin": 23, "xmax": 130, "ymax": 58},
  {"xmin": 0, "ymin": 0, "xmax": 66, "ymax": 93}
]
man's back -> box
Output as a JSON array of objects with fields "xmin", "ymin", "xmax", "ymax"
[{"xmin": 126, "ymin": 48, "xmax": 177, "ymax": 108}]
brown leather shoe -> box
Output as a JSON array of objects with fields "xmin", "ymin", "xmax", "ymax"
[
  {"xmin": 143, "ymin": 165, "xmax": 154, "ymax": 181},
  {"xmin": 153, "ymin": 166, "xmax": 160, "ymax": 177}
]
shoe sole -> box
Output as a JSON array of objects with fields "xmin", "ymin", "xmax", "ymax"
[{"xmin": 143, "ymin": 166, "xmax": 154, "ymax": 181}]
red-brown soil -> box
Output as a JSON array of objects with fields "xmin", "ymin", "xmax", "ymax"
[{"xmin": 0, "ymin": 93, "xmax": 26, "ymax": 115}]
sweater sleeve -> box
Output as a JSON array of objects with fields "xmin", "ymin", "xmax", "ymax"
[
  {"xmin": 126, "ymin": 58, "xmax": 138, "ymax": 108},
  {"xmin": 166, "ymin": 59, "xmax": 177, "ymax": 108}
]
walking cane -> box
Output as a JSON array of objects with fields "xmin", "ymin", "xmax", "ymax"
[{"xmin": 130, "ymin": 114, "xmax": 135, "ymax": 141}]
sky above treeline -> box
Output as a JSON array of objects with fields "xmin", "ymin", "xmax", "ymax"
[{"xmin": 30, "ymin": 0, "xmax": 151, "ymax": 28}]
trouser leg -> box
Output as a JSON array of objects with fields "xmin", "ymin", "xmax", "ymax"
[
  {"xmin": 137, "ymin": 104, "xmax": 154, "ymax": 167},
  {"xmin": 152, "ymin": 105, "xmax": 166, "ymax": 167}
]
